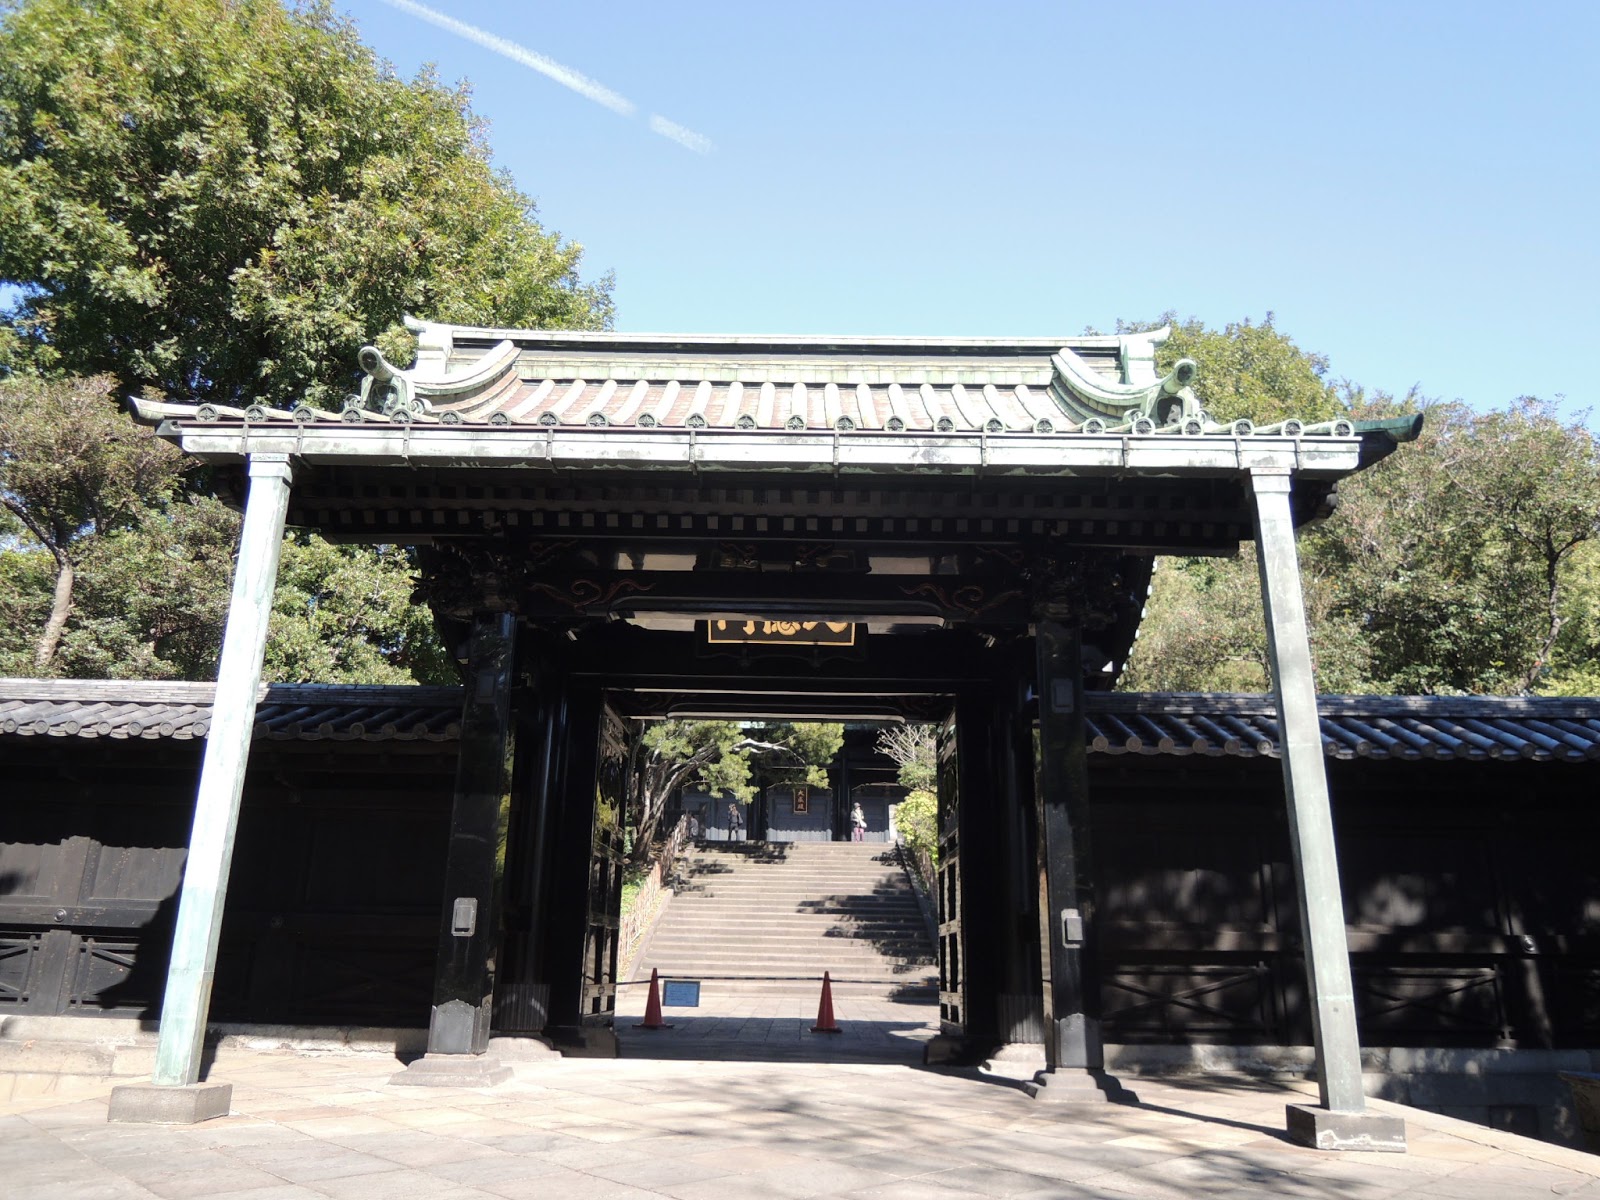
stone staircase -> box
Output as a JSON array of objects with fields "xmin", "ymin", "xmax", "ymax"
[{"xmin": 631, "ymin": 841, "xmax": 937, "ymax": 999}]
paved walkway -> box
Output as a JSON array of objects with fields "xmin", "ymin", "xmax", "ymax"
[
  {"xmin": 9, "ymin": 1024, "xmax": 1600, "ymax": 1200},
  {"xmin": 612, "ymin": 976, "xmax": 937, "ymax": 1063}
]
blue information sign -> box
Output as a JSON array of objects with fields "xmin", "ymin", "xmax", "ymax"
[{"xmin": 661, "ymin": 980, "xmax": 701, "ymax": 1008}]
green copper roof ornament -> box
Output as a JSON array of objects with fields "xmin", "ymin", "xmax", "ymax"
[{"xmin": 1048, "ymin": 326, "xmax": 1201, "ymax": 425}]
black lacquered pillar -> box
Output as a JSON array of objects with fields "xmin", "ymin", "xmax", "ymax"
[
  {"xmin": 394, "ymin": 611, "xmax": 517, "ymax": 1086},
  {"xmin": 1026, "ymin": 619, "xmax": 1122, "ymax": 1102}
]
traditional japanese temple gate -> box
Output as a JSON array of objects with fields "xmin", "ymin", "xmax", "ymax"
[{"xmin": 113, "ymin": 322, "xmax": 1418, "ymax": 1147}]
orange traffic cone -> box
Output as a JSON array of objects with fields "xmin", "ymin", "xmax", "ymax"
[
  {"xmin": 635, "ymin": 968, "xmax": 673, "ymax": 1029},
  {"xmin": 811, "ymin": 970, "xmax": 842, "ymax": 1034}
]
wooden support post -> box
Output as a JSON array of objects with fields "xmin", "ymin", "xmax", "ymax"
[
  {"xmin": 1026, "ymin": 620, "xmax": 1125, "ymax": 1101},
  {"xmin": 1250, "ymin": 468, "xmax": 1405, "ymax": 1150},
  {"xmin": 110, "ymin": 454, "xmax": 293, "ymax": 1123},
  {"xmin": 395, "ymin": 612, "xmax": 517, "ymax": 1086}
]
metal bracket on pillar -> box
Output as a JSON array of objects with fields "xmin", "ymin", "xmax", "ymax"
[{"xmin": 1249, "ymin": 467, "xmax": 1405, "ymax": 1151}]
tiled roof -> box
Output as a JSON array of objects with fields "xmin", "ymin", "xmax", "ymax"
[
  {"xmin": 129, "ymin": 323, "xmax": 1373, "ymax": 441},
  {"xmin": 1087, "ymin": 694, "xmax": 1600, "ymax": 763},
  {"xmin": 5, "ymin": 682, "xmax": 1593, "ymax": 763},
  {"xmin": 0, "ymin": 681, "xmax": 463, "ymax": 742}
]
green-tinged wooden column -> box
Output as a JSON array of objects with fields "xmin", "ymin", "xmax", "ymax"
[
  {"xmin": 1250, "ymin": 468, "xmax": 1405, "ymax": 1151},
  {"xmin": 394, "ymin": 611, "xmax": 517, "ymax": 1086},
  {"xmin": 109, "ymin": 454, "xmax": 293, "ymax": 1124},
  {"xmin": 1027, "ymin": 619, "xmax": 1124, "ymax": 1101}
]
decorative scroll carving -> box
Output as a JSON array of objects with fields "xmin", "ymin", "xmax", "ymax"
[
  {"xmin": 1027, "ymin": 547, "xmax": 1131, "ymax": 627},
  {"xmin": 416, "ymin": 539, "xmax": 627, "ymax": 619},
  {"xmin": 898, "ymin": 581, "xmax": 1026, "ymax": 621},
  {"xmin": 716, "ymin": 543, "xmax": 762, "ymax": 571},
  {"xmin": 414, "ymin": 545, "xmax": 524, "ymax": 616},
  {"xmin": 793, "ymin": 543, "xmax": 854, "ymax": 571},
  {"xmin": 527, "ymin": 577, "xmax": 656, "ymax": 615}
]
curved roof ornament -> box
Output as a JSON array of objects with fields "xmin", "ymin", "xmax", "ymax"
[
  {"xmin": 1050, "ymin": 326, "xmax": 1200, "ymax": 422},
  {"xmin": 358, "ymin": 325, "xmax": 520, "ymax": 418}
]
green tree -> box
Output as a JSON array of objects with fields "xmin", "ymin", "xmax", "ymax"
[
  {"xmin": 263, "ymin": 538, "xmax": 455, "ymax": 685},
  {"xmin": 1120, "ymin": 554, "xmax": 1372, "ymax": 694},
  {"xmin": 875, "ymin": 723, "xmax": 936, "ymax": 792},
  {"xmin": 1307, "ymin": 397, "xmax": 1600, "ymax": 694},
  {"xmin": 0, "ymin": 0, "xmax": 612, "ymax": 407},
  {"xmin": 1118, "ymin": 312, "xmax": 1347, "ymax": 425},
  {"xmin": 628, "ymin": 721, "xmax": 843, "ymax": 863},
  {"xmin": 0, "ymin": 374, "xmax": 187, "ymax": 669},
  {"xmin": 49, "ymin": 493, "xmax": 237, "ymax": 679},
  {"xmin": 893, "ymin": 789, "xmax": 938, "ymax": 888}
]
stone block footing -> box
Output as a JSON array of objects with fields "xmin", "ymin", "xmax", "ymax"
[
  {"xmin": 389, "ymin": 1053, "xmax": 511, "ymax": 1087},
  {"xmin": 485, "ymin": 1035, "xmax": 560, "ymax": 1062},
  {"xmin": 107, "ymin": 1081, "xmax": 233, "ymax": 1124},
  {"xmin": 1025, "ymin": 1068, "xmax": 1135, "ymax": 1104},
  {"xmin": 1286, "ymin": 1104, "xmax": 1407, "ymax": 1152},
  {"xmin": 923, "ymin": 1034, "xmax": 997, "ymax": 1067}
]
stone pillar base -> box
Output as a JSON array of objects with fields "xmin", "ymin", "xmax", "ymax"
[
  {"xmin": 923, "ymin": 1034, "xmax": 997, "ymax": 1067},
  {"xmin": 107, "ymin": 1082, "xmax": 232, "ymax": 1124},
  {"xmin": 1025, "ymin": 1068, "xmax": 1134, "ymax": 1104},
  {"xmin": 1286, "ymin": 1104, "xmax": 1407, "ymax": 1152},
  {"xmin": 389, "ymin": 1053, "xmax": 511, "ymax": 1088}
]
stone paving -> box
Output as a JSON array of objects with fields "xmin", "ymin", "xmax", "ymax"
[{"xmin": 9, "ymin": 1009, "xmax": 1600, "ymax": 1200}]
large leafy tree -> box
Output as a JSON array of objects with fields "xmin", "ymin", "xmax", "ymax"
[
  {"xmin": 1307, "ymin": 397, "xmax": 1600, "ymax": 694},
  {"xmin": 1118, "ymin": 318, "xmax": 1600, "ymax": 696},
  {"xmin": 0, "ymin": 0, "xmax": 613, "ymax": 408},
  {"xmin": 0, "ymin": 374, "xmax": 187, "ymax": 668},
  {"xmin": 628, "ymin": 721, "xmax": 843, "ymax": 863},
  {"xmin": 0, "ymin": 0, "xmax": 612, "ymax": 682}
]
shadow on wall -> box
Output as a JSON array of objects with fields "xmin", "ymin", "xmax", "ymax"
[{"xmin": 92, "ymin": 886, "xmax": 179, "ymax": 1026}]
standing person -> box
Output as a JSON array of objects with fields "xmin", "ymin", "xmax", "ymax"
[
  {"xmin": 727, "ymin": 802, "xmax": 744, "ymax": 842},
  {"xmin": 851, "ymin": 800, "xmax": 867, "ymax": 842}
]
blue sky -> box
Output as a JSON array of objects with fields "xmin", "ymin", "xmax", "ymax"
[{"xmin": 340, "ymin": 1, "xmax": 1597, "ymax": 419}]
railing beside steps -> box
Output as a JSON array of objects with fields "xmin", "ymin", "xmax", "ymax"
[{"xmin": 618, "ymin": 813, "xmax": 692, "ymax": 977}]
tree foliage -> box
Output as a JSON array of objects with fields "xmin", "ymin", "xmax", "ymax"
[
  {"xmin": 627, "ymin": 721, "xmax": 843, "ymax": 863},
  {"xmin": 1124, "ymin": 312, "xmax": 1346, "ymax": 425},
  {"xmin": 875, "ymin": 723, "xmax": 937, "ymax": 793},
  {"xmin": 264, "ymin": 538, "xmax": 455, "ymax": 685},
  {"xmin": 0, "ymin": 0, "xmax": 613, "ymax": 684},
  {"xmin": 1119, "ymin": 319, "xmax": 1600, "ymax": 696},
  {"xmin": 1309, "ymin": 397, "xmax": 1600, "ymax": 694},
  {"xmin": 0, "ymin": 374, "xmax": 187, "ymax": 667},
  {"xmin": 0, "ymin": 0, "xmax": 613, "ymax": 407},
  {"xmin": 893, "ymin": 788, "xmax": 938, "ymax": 889}
]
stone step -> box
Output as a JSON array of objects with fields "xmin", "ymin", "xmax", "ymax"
[
  {"xmin": 640, "ymin": 954, "xmax": 932, "ymax": 971},
  {"xmin": 662, "ymin": 908, "xmax": 923, "ymax": 921},
  {"xmin": 647, "ymin": 935, "xmax": 929, "ymax": 951},
  {"xmin": 648, "ymin": 931, "xmax": 928, "ymax": 946},
  {"xmin": 635, "ymin": 839, "xmax": 933, "ymax": 1003}
]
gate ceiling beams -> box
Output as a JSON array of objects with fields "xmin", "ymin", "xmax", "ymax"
[
  {"xmin": 253, "ymin": 468, "xmax": 1324, "ymax": 557},
  {"xmin": 566, "ymin": 624, "xmax": 995, "ymax": 679},
  {"xmin": 414, "ymin": 538, "xmax": 1153, "ymax": 647}
]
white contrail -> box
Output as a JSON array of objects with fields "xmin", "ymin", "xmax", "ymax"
[
  {"xmin": 378, "ymin": 0, "xmax": 635, "ymax": 116},
  {"xmin": 377, "ymin": 0, "xmax": 713, "ymax": 153},
  {"xmin": 649, "ymin": 115, "xmax": 714, "ymax": 155}
]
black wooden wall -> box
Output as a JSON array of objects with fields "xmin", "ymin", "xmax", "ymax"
[
  {"xmin": 4, "ymin": 729, "xmax": 1597, "ymax": 1051},
  {"xmin": 0, "ymin": 738, "xmax": 455, "ymax": 1027},
  {"xmin": 1093, "ymin": 755, "xmax": 1600, "ymax": 1050}
]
